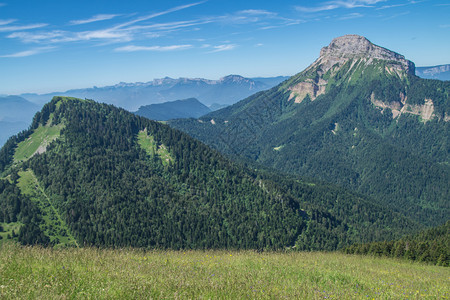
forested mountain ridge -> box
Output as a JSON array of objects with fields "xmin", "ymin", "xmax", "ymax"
[
  {"xmin": 0, "ymin": 97, "xmax": 419, "ymax": 249},
  {"xmin": 170, "ymin": 35, "xmax": 449, "ymax": 227},
  {"xmin": 135, "ymin": 98, "xmax": 211, "ymax": 121}
]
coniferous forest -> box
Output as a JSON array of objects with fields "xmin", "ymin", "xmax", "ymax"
[
  {"xmin": 343, "ymin": 221, "xmax": 450, "ymax": 266},
  {"xmin": 0, "ymin": 97, "xmax": 421, "ymax": 250}
]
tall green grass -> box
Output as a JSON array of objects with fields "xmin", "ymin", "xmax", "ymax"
[{"xmin": 0, "ymin": 242, "xmax": 448, "ymax": 299}]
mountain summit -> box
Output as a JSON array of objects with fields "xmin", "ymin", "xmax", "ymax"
[
  {"xmin": 285, "ymin": 34, "xmax": 417, "ymax": 103},
  {"xmin": 170, "ymin": 35, "xmax": 450, "ymax": 227},
  {"xmin": 316, "ymin": 35, "xmax": 415, "ymax": 75}
]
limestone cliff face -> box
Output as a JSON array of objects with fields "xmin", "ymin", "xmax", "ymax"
[
  {"xmin": 287, "ymin": 35, "xmax": 416, "ymax": 103},
  {"xmin": 283, "ymin": 35, "xmax": 447, "ymax": 122},
  {"xmin": 370, "ymin": 93, "xmax": 438, "ymax": 121}
]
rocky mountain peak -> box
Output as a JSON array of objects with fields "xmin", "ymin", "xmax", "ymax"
[
  {"xmin": 285, "ymin": 35, "xmax": 416, "ymax": 104},
  {"xmin": 317, "ymin": 34, "xmax": 415, "ymax": 75}
]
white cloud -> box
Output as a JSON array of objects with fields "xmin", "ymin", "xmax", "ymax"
[
  {"xmin": 7, "ymin": 2, "xmax": 208, "ymax": 47},
  {"xmin": 296, "ymin": 0, "xmax": 387, "ymax": 13},
  {"xmin": 76, "ymin": 29, "xmax": 131, "ymax": 41},
  {"xmin": 237, "ymin": 9, "xmax": 277, "ymax": 17},
  {"xmin": 217, "ymin": 10, "xmax": 278, "ymax": 25},
  {"xmin": 208, "ymin": 44, "xmax": 237, "ymax": 53},
  {"xmin": 377, "ymin": 3, "xmax": 408, "ymax": 10},
  {"xmin": 126, "ymin": 19, "xmax": 213, "ymax": 32},
  {"xmin": 382, "ymin": 11, "xmax": 410, "ymax": 20},
  {"xmin": 8, "ymin": 28, "xmax": 131, "ymax": 44},
  {"xmin": 114, "ymin": 1, "xmax": 205, "ymax": 30},
  {"xmin": 296, "ymin": 4, "xmax": 339, "ymax": 13},
  {"xmin": 114, "ymin": 44, "xmax": 193, "ymax": 52},
  {"xmin": 339, "ymin": 12, "xmax": 364, "ymax": 19},
  {"xmin": 0, "ymin": 19, "xmax": 15, "ymax": 26},
  {"xmin": 214, "ymin": 8, "xmax": 301, "ymax": 30},
  {"xmin": 255, "ymin": 43, "xmax": 264, "ymax": 47},
  {"xmin": 1, "ymin": 46, "xmax": 54, "ymax": 58},
  {"xmin": 8, "ymin": 31, "xmax": 67, "ymax": 43},
  {"xmin": 0, "ymin": 23, "xmax": 47, "ymax": 32},
  {"xmin": 260, "ymin": 25, "xmax": 277, "ymax": 30},
  {"xmin": 3, "ymin": 2, "xmax": 299, "ymax": 57},
  {"xmin": 69, "ymin": 14, "xmax": 120, "ymax": 25}
]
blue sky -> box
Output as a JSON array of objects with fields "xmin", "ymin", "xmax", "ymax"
[{"xmin": 1, "ymin": 0, "xmax": 449, "ymax": 94}]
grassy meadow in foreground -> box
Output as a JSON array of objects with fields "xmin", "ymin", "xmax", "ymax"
[{"xmin": 0, "ymin": 243, "xmax": 448, "ymax": 299}]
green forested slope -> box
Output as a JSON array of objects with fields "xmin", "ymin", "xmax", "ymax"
[
  {"xmin": 0, "ymin": 97, "xmax": 419, "ymax": 249},
  {"xmin": 170, "ymin": 39, "xmax": 450, "ymax": 227}
]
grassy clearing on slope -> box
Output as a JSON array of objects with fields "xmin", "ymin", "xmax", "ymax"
[
  {"xmin": 13, "ymin": 118, "xmax": 64, "ymax": 163},
  {"xmin": 0, "ymin": 243, "xmax": 448, "ymax": 299},
  {"xmin": 137, "ymin": 129, "xmax": 174, "ymax": 166},
  {"xmin": 16, "ymin": 170, "xmax": 77, "ymax": 247}
]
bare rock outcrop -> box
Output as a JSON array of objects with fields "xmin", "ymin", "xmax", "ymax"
[
  {"xmin": 317, "ymin": 35, "xmax": 415, "ymax": 75},
  {"xmin": 287, "ymin": 35, "xmax": 416, "ymax": 103}
]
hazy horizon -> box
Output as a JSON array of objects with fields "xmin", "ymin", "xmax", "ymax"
[{"xmin": 1, "ymin": 0, "xmax": 449, "ymax": 94}]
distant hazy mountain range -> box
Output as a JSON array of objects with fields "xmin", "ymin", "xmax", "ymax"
[
  {"xmin": 0, "ymin": 96, "xmax": 41, "ymax": 146},
  {"xmin": 135, "ymin": 98, "xmax": 211, "ymax": 121},
  {"xmin": 416, "ymin": 64, "xmax": 450, "ymax": 81},
  {"xmin": 0, "ymin": 75, "xmax": 288, "ymax": 147},
  {"xmin": 19, "ymin": 75, "xmax": 289, "ymax": 111}
]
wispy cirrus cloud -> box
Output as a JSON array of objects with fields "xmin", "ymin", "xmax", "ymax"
[
  {"xmin": 113, "ymin": 1, "xmax": 206, "ymax": 30},
  {"xmin": 7, "ymin": 2, "xmax": 208, "ymax": 46},
  {"xmin": 207, "ymin": 44, "xmax": 237, "ymax": 53},
  {"xmin": 296, "ymin": 0, "xmax": 387, "ymax": 13},
  {"xmin": 1, "ymin": 46, "xmax": 55, "ymax": 58},
  {"xmin": 69, "ymin": 14, "xmax": 120, "ymax": 25},
  {"xmin": 125, "ymin": 19, "xmax": 213, "ymax": 32},
  {"xmin": 3, "ymin": 2, "xmax": 299, "ymax": 58},
  {"xmin": 377, "ymin": 3, "xmax": 408, "ymax": 10},
  {"xmin": 0, "ymin": 19, "xmax": 15, "ymax": 26},
  {"xmin": 339, "ymin": 12, "xmax": 364, "ymax": 20},
  {"xmin": 114, "ymin": 44, "xmax": 193, "ymax": 52},
  {"xmin": 382, "ymin": 10, "xmax": 410, "ymax": 20},
  {"xmin": 377, "ymin": 1, "xmax": 424, "ymax": 10},
  {"xmin": 0, "ymin": 22, "xmax": 47, "ymax": 32},
  {"xmin": 238, "ymin": 9, "xmax": 276, "ymax": 16},
  {"xmin": 8, "ymin": 29, "xmax": 132, "ymax": 44},
  {"xmin": 217, "ymin": 9, "xmax": 300, "ymax": 27},
  {"xmin": 0, "ymin": 3, "xmax": 6, "ymax": 7},
  {"xmin": 8, "ymin": 31, "xmax": 70, "ymax": 43}
]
